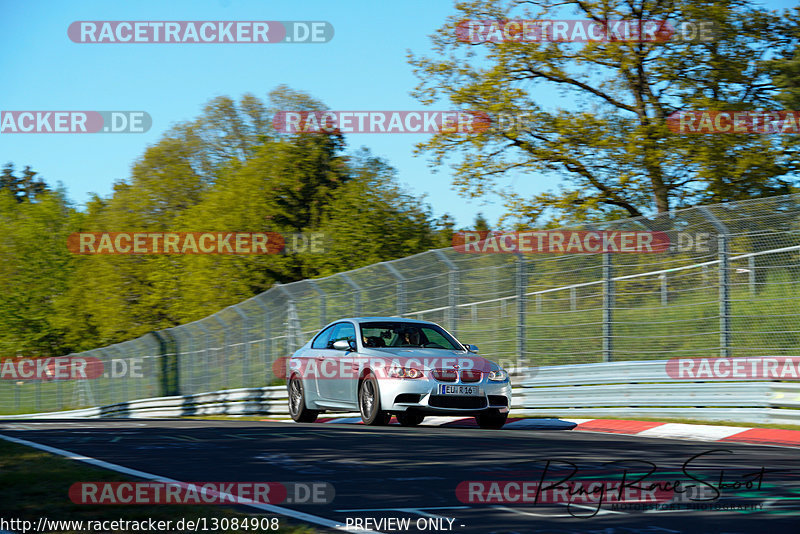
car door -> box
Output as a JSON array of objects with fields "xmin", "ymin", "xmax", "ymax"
[
  {"xmin": 302, "ymin": 323, "xmax": 337, "ymax": 402},
  {"xmin": 316, "ymin": 322, "xmax": 357, "ymax": 404}
]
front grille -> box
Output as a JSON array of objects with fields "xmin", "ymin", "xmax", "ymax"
[
  {"xmin": 460, "ymin": 370, "xmax": 482, "ymax": 382},
  {"xmin": 431, "ymin": 369, "xmax": 457, "ymax": 382},
  {"xmin": 429, "ymin": 395, "xmax": 488, "ymax": 409},
  {"xmin": 394, "ymin": 393, "xmax": 422, "ymax": 404},
  {"xmin": 488, "ymin": 395, "xmax": 509, "ymax": 406}
]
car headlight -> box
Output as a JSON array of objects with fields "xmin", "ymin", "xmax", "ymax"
[
  {"xmin": 488, "ymin": 368, "xmax": 508, "ymax": 381},
  {"xmin": 387, "ymin": 367, "xmax": 424, "ymax": 379}
]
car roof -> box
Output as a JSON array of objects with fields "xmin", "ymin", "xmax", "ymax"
[{"xmin": 330, "ymin": 317, "xmax": 438, "ymax": 325}]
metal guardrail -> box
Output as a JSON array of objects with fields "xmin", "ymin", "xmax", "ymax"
[{"xmin": 3, "ymin": 361, "xmax": 800, "ymax": 426}]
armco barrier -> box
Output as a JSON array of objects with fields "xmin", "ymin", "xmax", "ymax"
[{"xmin": 2, "ymin": 360, "xmax": 800, "ymax": 425}]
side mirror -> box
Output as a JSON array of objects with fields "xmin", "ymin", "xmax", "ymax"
[
  {"xmin": 464, "ymin": 344, "xmax": 478, "ymax": 353},
  {"xmin": 333, "ymin": 339, "xmax": 357, "ymax": 351}
]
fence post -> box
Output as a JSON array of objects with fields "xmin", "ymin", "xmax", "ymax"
[
  {"xmin": 433, "ymin": 250, "xmax": 459, "ymax": 337},
  {"xmin": 231, "ymin": 306, "xmax": 252, "ymax": 388},
  {"xmin": 213, "ymin": 316, "xmax": 230, "ymax": 389},
  {"xmin": 516, "ymin": 253, "xmax": 528, "ymax": 369},
  {"xmin": 603, "ymin": 252, "xmax": 614, "ymax": 362},
  {"xmin": 193, "ymin": 322, "xmax": 212, "ymax": 392},
  {"xmin": 699, "ymin": 207, "xmax": 731, "ymax": 358},
  {"xmin": 149, "ymin": 331, "xmax": 166, "ymax": 398},
  {"xmin": 110, "ymin": 344, "xmax": 128, "ymax": 402},
  {"xmin": 340, "ymin": 274, "xmax": 362, "ymax": 317},
  {"xmin": 382, "ymin": 262, "xmax": 406, "ymax": 317},
  {"xmin": 275, "ymin": 284, "xmax": 300, "ymax": 354},
  {"xmin": 309, "ymin": 281, "xmax": 327, "ymax": 327},
  {"xmin": 748, "ymin": 256, "xmax": 756, "ymax": 295},
  {"xmin": 660, "ymin": 273, "xmax": 668, "ymax": 306},
  {"xmin": 253, "ymin": 295, "xmax": 272, "ymax": 383}
]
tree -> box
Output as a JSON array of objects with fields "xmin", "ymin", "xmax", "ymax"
[
  {"xmin": 410, "ymin": 0, "xmax": 800, "ymax": 226},
  {"xmin": 0, "ymin": 185, "xmax": 74, "ymax": 355},
  {"xmin": 0, "ymin": 163, "xmax": 49, "ymax": 203},
  {"xmin": 771, "ymin": 6, "xmax": 800, "ymax": 109}
]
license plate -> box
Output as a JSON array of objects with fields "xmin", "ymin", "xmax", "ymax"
[{"xmin": 439, "ymin": 385, "xmax": 479, "ymax": 396}]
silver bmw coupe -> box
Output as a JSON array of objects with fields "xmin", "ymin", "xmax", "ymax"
[{"xmin": 286, "ymin": 317, "xmax": 512, "ymax": 428}]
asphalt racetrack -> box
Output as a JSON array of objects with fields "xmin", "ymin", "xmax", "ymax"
[{"xmin": 1, "ymin": 419, "xmax": 799, "ymax": 534}]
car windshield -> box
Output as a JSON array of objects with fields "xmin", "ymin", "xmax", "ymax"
[{"xmin": 359, "ymin": 321, "xmax": 462, "ymax": 350}]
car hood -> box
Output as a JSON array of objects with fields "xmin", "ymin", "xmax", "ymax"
[{"xmin": 355, "ymin": 347, "xmax": 494, "ymax": 371}]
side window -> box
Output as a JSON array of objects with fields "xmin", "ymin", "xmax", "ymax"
[
  {"xmin": 311, "ymin": 324, "xmax": 337, "ymax": 349},
  {"xmin": 330, "ymin": 323, "xmax": 356, "ymax": 349}
]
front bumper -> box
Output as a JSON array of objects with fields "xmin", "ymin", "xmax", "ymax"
[{"xmin": 378, "ymin": 375, "xmax": 512, "ymax": 415}]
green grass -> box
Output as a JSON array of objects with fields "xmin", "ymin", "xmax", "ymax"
[{"xmin": 0, "ymin": 439, "xmax": 317, "ymax": 533}]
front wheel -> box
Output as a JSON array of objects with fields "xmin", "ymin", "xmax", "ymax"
[
  {"xmin": 288, "ymin": 376, "xmax": 318, "ymax": 423},
  {"xmin": 396, "ymin": 412, "xmax": 425, "ymax": 427},
  {"xmin": 476, "ymin": 410, "xmax": 508, "ymax": 429},
  {"xmin": 359, "ymin": 373, "xmax": 391, "ymax": 425}
]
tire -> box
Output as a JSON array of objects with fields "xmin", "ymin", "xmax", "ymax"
[
  {"xmin": 396, "ymin": 412, "xmax": 425, "ymax": 427},
  {"xmin": 288, "ymin": 376, "xmax": 319, "ymax": 423},
  {"xmin": 359, "ymin": 373, "xmax": 391, "ymax": 425},
  {"xmin": 475, "ymin": 410, "xmax": 508, "ymax": 429}
]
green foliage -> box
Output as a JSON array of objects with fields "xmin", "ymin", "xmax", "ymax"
[
  {"xmin": 27, "ymin": 88, "xmax": 447, "ymax": 351},
  {"xmin": 409, "ymin": 0, "xmax": 800, "ymax": 225},
  {"xmin": 0, "ymin": 187, "xmax": 74, "ymax": 355}
]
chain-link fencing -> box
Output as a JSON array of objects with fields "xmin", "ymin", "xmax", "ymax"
[{"xmin": 2, "ymin": 194, "xmax": 799, "ymax": 414}]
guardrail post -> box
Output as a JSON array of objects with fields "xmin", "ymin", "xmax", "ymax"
[
  {"xmin": 433, "ymin": 250, "xmax": 459, "ymax": 337},
  {"xmin": 602, "ymin": 252, "xmax": 614, "ymax": 362},
  {"xmin": 340, "ymin": 274, "xmax": 362, "ymax": 317},
  {"xmin": 699, "ymin": 207, "xmax": 731, "ymax": 358},
  {"xmin": 382, "ymin": 262, "xmax": 406, "ymax": 316},
  {"xmin": 516, "ymin": 253, "xmax": 528, "ymax": 368},
  {"xmin": 231, "ymin": 306, "xmax": 252, "ymax": 388}
]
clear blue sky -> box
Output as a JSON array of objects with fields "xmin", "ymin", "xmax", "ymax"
[{"xmin": 0, "ymin": 0, "xmax": 795, "ymax": 227}]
